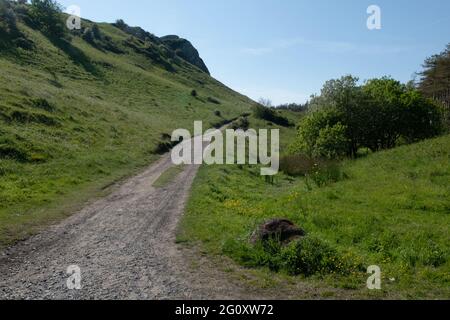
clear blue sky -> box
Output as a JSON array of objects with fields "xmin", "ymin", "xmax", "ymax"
[{"xmin": 59, "ymin": 0, "xmax": 450, "ymax": 105}]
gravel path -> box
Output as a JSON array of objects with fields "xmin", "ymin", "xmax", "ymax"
[{"xmin": 0, "ymin": 137, "xmax": 262, "ymax": 300}]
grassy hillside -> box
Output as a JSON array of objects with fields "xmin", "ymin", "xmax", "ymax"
[
  {"xmin": 180, "ymin": 130, "xmax": 450, "ymax": 299},
  {"xmin": 0, "ymin": 19, "xmax": 254, "ymax": 246}
]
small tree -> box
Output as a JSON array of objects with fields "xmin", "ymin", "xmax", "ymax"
[{"xmin": 29, "ymin": 0, "xmax": 66, "ymax": 38}]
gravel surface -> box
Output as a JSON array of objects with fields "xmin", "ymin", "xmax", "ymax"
[{"xmin": 0, "ymin": 141, "xmax": 264, "ymax": 300}]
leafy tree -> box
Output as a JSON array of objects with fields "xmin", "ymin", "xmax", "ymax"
[
  {"xmin": 309, "ymin": 75, "xmax": 368, "ymax": 156},
  {"xmin": 399, "ymin": 89, "xmax": 443, "ymax": 142},
  {"xmin": 29, "ymin": 0, "xmax": 65, "ymax": 38},
  {"xmin": 363, "ymin": 77, "xmax": 442, "ymax": 146},
  {"xmin": 362, "ymin": 77, "xmax": 405, "ymax": 150},
  {"xmin": 314, "ymin": 123, "xmax": 349, "ymax": 159}
]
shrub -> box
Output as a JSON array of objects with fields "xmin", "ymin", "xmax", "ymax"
[
  {"xmin": 214, "ymin": 110, "xmax": 221, "ymax": 117},
  {"xmin": 225, "ymin": 235, "xmax": 360, "ymax": 277},
  {"xmin": 13, "ymin": 36, "xmax": 34, "ymax": 50},
  {"xmin": 114, "ymin": 19, "xmax": 127, "ymax": 30},
  {"xmin": 0, "ymin": 137, "xmax": 29, "ymax": 162},
  {"xmin": 31, "ymin": 98, "xmax": 54, "ymax": 112},
  {"xmin": 81, "ymin": 27, "xmax": 95, "ymax": 43},
  {"xmin": 0, "ymin": 145, "xmax": 29, "ymax": 162},
  {"xmin": 313, "ymin": 123, "xmax": 349, "ymax": 159},
  {"xmin": 29, "ymin": 0, "xmax": 66, "ymax": 38},
  {"xmin": 253, "ymin": 104, "xmax": 290, "ymax": 127},
  {"xmin": 0, "ymin": 0, "xmax": 21, "ymax": 40},
  {"xmin": 281, "ymin": 236, "xmax": 346, "ymax": 276},
  {"xmin": 91, "ymin": 24, "xmax": 101, "ymax": 39},
  {"xmin": 230, "ymin": 117, "xmax": 250, "ymax": 131}
]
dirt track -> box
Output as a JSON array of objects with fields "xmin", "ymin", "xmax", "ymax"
[{"xmin": 0, "ymin": 137, "xmax": 265, "ymax": 300}]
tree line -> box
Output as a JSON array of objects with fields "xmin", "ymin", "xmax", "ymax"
[{"xmin": 290, "ymin": 75, "xmax": 444, "ymax": 159}]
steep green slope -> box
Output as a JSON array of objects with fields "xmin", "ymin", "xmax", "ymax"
[
  {"xmin": 0, "ymin": 19, "xmax": 254, "ymax": 246},
  {"xmin": 181, "ymin": 132, "xmax": 450, "ymax": 299}
]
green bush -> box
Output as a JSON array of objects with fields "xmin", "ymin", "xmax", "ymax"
[
  {"xmin": 29, "ymin": 0, "xmax": 66, "ymax": 38},
  {"xmin": 281, "ymin": 236, "xmax": 350, "ymax": 276},
  {"xmin": 230, "ymin": 117, "xmax": 250, "ymax": 130},
  {"xmin": 313, "ymin": 123, "xmax": 349, "ymax": 159},
  {"xmin": 0, "ymin": 2, "xmax": 33, "ymax": 49},
  {"xmin": 0, "ymin": 0, "xmax": 17, "ymax": 34},
  {"xmin": 290, "ymin": 107, "xmax": 343, "ymax": 158},
  {"xmin": 224, "ymin": 236, "xmax": 360, "ymax": 277},
  {"xmin": 253, "ymin": 104, "xmax": 291, "ymax": 127}
]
